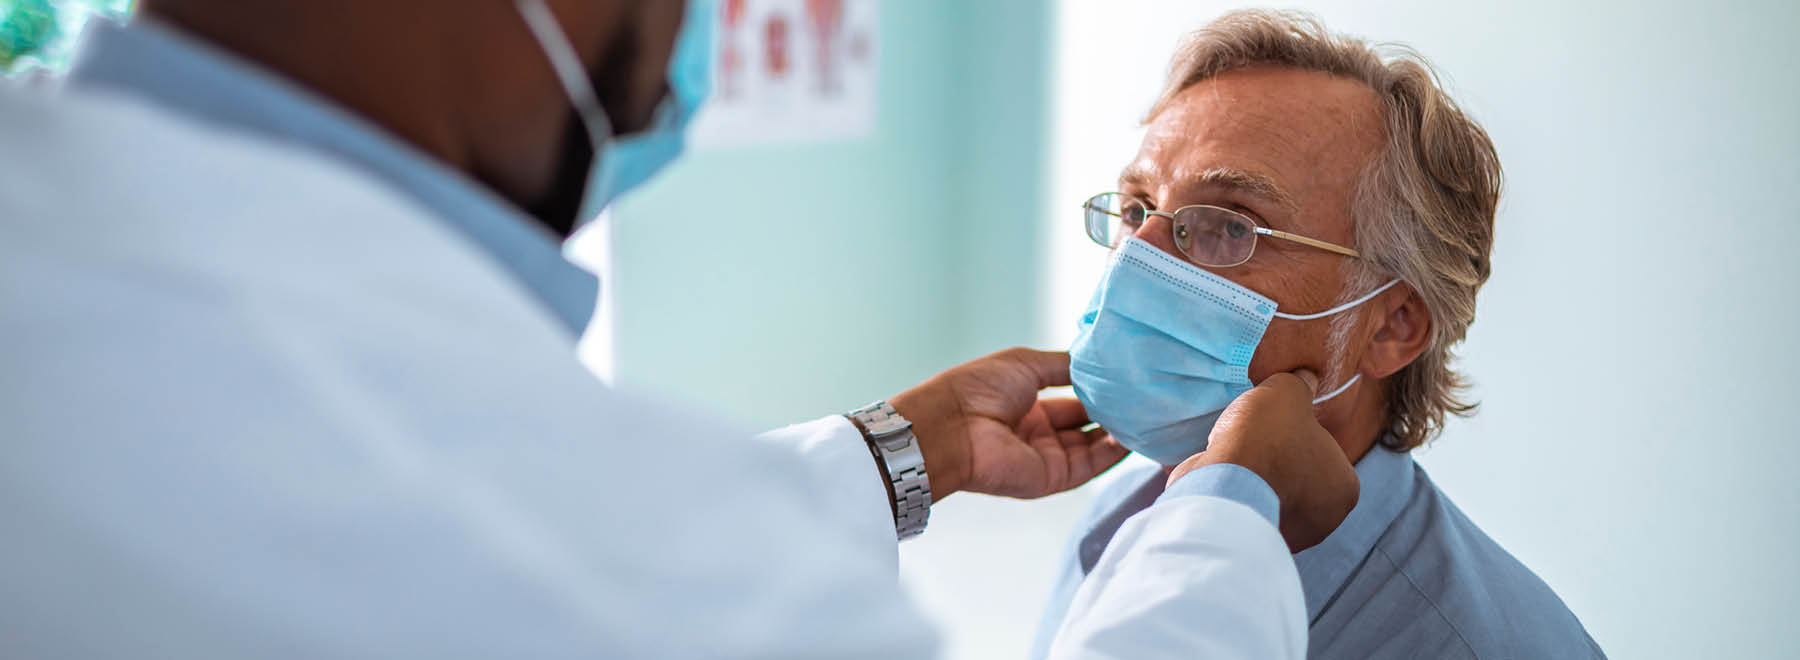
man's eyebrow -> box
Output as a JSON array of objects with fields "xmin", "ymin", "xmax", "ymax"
[
  {"xmin": 1189, "ymin": 167, "xmax": 1300, "ymax": 215},
  {"xmin": 1117, "ymin": 163, "xmax": 1300, "ymax": 216}
]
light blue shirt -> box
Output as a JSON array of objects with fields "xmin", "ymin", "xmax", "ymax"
[
  {"xmin": 1034, "ymin": 444, "xmax": 1607, "ymax": 659},
  {"xmin": 69, "ymin": 19, "xmax": 598, "ymax": 336}
]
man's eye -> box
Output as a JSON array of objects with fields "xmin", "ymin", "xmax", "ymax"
[{"xmin": 1121, "ymin": 204, "xmax": 1147, "ymax": 229}]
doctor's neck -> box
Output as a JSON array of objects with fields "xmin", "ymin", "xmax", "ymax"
[{"xmin": 142, "ymin": 0, "xmax": 682, "ymax": 236}]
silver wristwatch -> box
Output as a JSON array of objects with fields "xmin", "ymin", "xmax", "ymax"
[{"xmin": 848, "ymin": 400, "xmax": 931, "ymax": 539}]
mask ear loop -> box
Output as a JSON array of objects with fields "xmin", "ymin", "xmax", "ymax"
[
  {"xmin": 1279, "ymin": 279, "xmax": 1402, "ymax": 403},
  {"xmin": 517, "ymin": 0, "xmax": 613, "ymax": 147},
  {"xmin": 1272, "ymin": 278, "xmax": 1404, "ymax": 321},
  {"xmin": 1311, "ymin": 372, "xmax": 1361, "ymax": 405}
]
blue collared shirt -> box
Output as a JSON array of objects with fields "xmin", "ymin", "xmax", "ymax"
[
  {"xmin": 1033, "ymin": 444, "xmax": 1607, "ymax": 659},
  {"xmin": 68, "ymin": 19, "xmax": 598, "ymax": 337}
]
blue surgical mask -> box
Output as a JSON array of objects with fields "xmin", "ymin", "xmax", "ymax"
[
  {"xmin": 517, "ymin": 0, "xmax": 716, "ymax": 223},
  {"xmin": 1069, "ymin": 237, "xmax": 1400, "ymax": 466}
]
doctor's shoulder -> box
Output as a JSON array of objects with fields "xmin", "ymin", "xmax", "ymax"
[{"xmin": 0, "ymin": 85, "xmax": 435, "ymax": 239}]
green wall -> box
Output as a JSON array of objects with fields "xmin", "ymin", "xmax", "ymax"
[{"xmin": 609, "ymin": 0, "xmax": 1054, "ymax": 428}]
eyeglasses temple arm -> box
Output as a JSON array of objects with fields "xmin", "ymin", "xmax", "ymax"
[
  {"xmin": 1083, "ymin": 204, "xmax": 1182, "ymax": 220},
  {"xmin": 1085, "ymin": 205, "xmax": 1122, "ymax": 218},
  {"xmin": 1258, "ymin": 227, "xmax": 1362, "ymax": 259}
]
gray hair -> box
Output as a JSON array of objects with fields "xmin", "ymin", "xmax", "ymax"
[{"xmin": 1152, "ymin": 9, "xmax": 1502, "ymax": 451}]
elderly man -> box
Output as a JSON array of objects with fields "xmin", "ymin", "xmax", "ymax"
[{"xmin": 1033, "ymin": 10, "xmax": 1603, "ymax": 659}]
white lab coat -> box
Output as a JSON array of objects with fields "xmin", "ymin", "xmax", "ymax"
[{"xmin": 0, "ymin": 86, "xmax": 1305, "ymax": 658}]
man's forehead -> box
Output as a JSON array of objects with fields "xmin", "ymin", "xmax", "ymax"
[
  {"xmin": 1127, "ymin": 68, "xmax": 1383, "ymax": 218},
  {"xmin": 1167, "ymin": 68, "xmax": 1382, "ymax": 135}
]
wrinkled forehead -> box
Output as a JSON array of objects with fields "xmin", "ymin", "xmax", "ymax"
[{"xmin": 1126, "ymin": 67, "xmax": 1384, "ymax": 236}]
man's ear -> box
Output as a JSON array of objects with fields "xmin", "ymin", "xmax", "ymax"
[{"xmin": 1360, "ymin": 286, "xmax": 1432, "ymax": 379}]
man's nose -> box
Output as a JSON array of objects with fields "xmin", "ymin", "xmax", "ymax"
[{"xmin": 1133, "ymin": 213, "xmax": 1189, "ymax": 265}]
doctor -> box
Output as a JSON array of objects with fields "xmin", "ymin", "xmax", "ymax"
[{"xmin": 0, "ymin": 0, "xmax": 1358, "ymax": 657}]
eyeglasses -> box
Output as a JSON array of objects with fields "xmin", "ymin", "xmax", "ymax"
[{"xmin": 1083, "ymin": 192, "xmax": 1362, "ymax": 267}]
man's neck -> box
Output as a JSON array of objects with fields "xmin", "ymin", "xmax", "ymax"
[
  {"xmin": 1336, "ymin": 428, "xmax": 1381, "ymax": 465},
  {"xmin": 1327, "ymin": 387, "xmax": 1389, "ymax": 465}
]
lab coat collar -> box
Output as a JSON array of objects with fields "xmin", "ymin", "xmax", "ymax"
[{"xmin": 68, "ymin": 18, "xmax": 598, "ymax": 337}]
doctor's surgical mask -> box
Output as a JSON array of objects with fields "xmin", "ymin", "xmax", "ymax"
[
  {"xmin": 516, "ymin": 0, "xmax": 715, "ymax": 223},
  {"xmin": 1069, "ymin": 228, "xmax": 1399, "ymax": 466}
]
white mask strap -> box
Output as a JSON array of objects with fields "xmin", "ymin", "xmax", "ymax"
[
  {"xmin": 1273, "ymin": 278, "xmax": 1404, "ymax": 321},
  {"xmin": 517, "ymin": 0, "xmax": 612, "ymax": 147},
  {"xmin": 1311, "ymin": 372, "xmax": 1361, "ymax": 405}
]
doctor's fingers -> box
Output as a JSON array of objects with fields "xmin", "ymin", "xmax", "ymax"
[
  {"xmin": 1256, "ymin": 369, "xmax": 1319, "ymax": 401},
  {"xmin": 1056, "ymin": 425, "xmax": 1114, "ymax": 448},
  {"xmin": 994, "ymin": 346, "xmax": 1074, "ymax": 390},
  {"xmin": 1039, "ymin": 397, "xmax": 1092, "ymax": 430},
  {"xmin": 1061, "ymin": 428, "xmax": 1128, "ymax": 477}
]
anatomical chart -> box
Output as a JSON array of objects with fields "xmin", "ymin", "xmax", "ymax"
[{"xmin": 689, "ymin": 0, "xmax": 879, "ymax": 147}]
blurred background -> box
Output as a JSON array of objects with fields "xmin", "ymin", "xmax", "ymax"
[{"xmin": 12, "ymin": 0, "xmax": 1798, "ymax": 658}]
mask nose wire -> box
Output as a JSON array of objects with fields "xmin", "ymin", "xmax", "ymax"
[
  {"xmin": 1272, "ymin": 278, "xmax": 1403, "ymax": 321},
  {"xmin": 517, "ymin": 0, "xmax": 612, "ymax": 148}
]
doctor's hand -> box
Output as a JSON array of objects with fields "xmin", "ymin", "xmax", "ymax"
[
  {"xmin": 1169, "ymin": 370, "xmax": 1359, "ymax": 553},
  {"xmin": 889, "ymin": 348, "xmax": 1128, "ymax": 501}
]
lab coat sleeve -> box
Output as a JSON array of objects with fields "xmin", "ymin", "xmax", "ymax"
[
  {"xmin": 1047, "ymin": 465, "xmax": 1308, "ymax": 660},
  {"xmin": 0, "ymin": 87, "xmax": 947, "ymax": 659},
  {"xmin": 754, "ymin": 416, "xmax": 898, "ymax": 566},
  {"xmin": 753, "ymin": 417, "xmax": 1311, "ymax": 659}
]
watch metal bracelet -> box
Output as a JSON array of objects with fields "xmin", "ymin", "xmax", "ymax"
[{"xmin": 848, "ymin": 400, "xmax": 931, "ymax": 539}]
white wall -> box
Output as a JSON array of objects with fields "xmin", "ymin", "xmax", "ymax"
[{"xmin": 1045, "ymin": 1, "xmax": 1800, "ymax": 658}]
